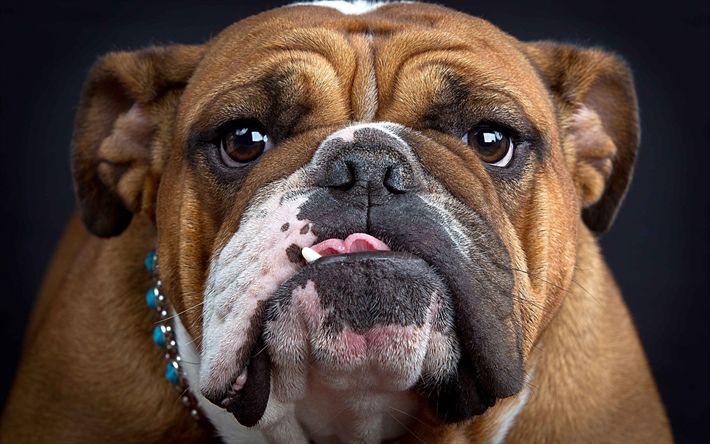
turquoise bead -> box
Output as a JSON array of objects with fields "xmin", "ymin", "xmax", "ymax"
[
  {"xmin": 145, "ymin": 250, "xmax": 156, "ymax": 273},
  {"xmin": 165, "ymin": 362, "xmax": 179, "ymax": 385},
  {"xmin": 145, "ymin": 288, "xmax": 157, "ymax": 309},
  {"xmin": 152, "ymin": 326, "xmax": 165, "ymax": 347}
]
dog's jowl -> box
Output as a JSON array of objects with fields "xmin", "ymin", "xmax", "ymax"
[{"xmin": 1, "ymin": 1, "xmax": 672, "ymax": 443}]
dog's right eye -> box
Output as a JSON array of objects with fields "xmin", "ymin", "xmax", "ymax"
[{"xmin": 219, "ymin": 120, "xmax": 272, "ymax": 167}]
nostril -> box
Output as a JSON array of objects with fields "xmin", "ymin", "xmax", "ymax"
[
  {"xmin": 324, "ymin": 160, "xmax": 356, "ymax": 190},
  {"xmin": 383, "ymin": 165, "xmax": 408, "ymax": 194}
]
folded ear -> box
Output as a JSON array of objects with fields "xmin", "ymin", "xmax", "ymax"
[
  {"xmin": 525, "ymin": 42, "xmax": 639, "ymax": 233},
  {"xmin": 72, "ymin": 44, "xmax": 204, "ymax": 237}
]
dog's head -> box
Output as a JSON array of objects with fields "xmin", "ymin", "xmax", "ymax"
[{"xmin": 71, "ymin": 0, "xmax": 638, "ymax": 434}]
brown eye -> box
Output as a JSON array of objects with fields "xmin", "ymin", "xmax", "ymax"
[
  {"xmin": 219, "ymin": 121, "xmax": 271, "ymax": 166},
  {"xmin": 464, "ymin": 128, "xmax": 514, "ymax": 167}
]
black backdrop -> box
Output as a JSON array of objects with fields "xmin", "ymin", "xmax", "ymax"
[{"xmin": 1, "ymin": 0, "xmax": 708, "ymax": 442}]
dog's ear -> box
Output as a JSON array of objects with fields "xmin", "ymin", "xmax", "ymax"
[
  {"xmin": 72, "ymin": 45, "xmax": 204, "ymax": 237},
  {"xmin": 525, "ymin": 42, "xmax": 639, "ymax": 234}
]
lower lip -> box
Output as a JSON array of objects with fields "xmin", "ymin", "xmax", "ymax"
[{"xmin": 308, "ymin": 251, "xmax": 420, "ymax": 266}]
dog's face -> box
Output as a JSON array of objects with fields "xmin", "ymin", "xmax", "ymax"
[{"xmin": 71, "ymin": 0, "xmax": 638, "ymax": 436}]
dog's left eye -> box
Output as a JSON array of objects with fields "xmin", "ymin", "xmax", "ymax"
[
  {"xmin": 463, "ymin": 128, "xmax": 514, "ymax": 167},
  {"xmin": 219, "ymin": 120, "xmax": 272, "ymax": 167}
]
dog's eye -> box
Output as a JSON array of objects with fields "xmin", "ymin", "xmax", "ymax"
[
  {"xmin": 219, "ymin": 121, "xmax": 271, "ymax": 166},
  {"xmin": 463, "ymin": 128, "xmax": 514, "ymax": 167}
]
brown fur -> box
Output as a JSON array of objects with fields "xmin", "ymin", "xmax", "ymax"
[
  {"xmin": 1, "ymin": 215, "xmax": 212, "ymax": 443},
  {"xmin": 1, "ymin": 3, "xmax": 671, "ymax": 443}
]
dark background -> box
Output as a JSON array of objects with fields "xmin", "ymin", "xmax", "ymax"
[{"xmin": 1, "ymin": 0, "xmax": 708, "ymax": 442}]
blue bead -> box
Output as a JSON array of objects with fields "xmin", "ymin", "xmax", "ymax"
[
  {"xmin": 165, "ymin": 362, "xmax": 179, "ymax": 385},
  {"xmin": 152, "ymin": 326, "xmax": 165, "ymax": 348},
  {"xmin": 145, "ymin": 250, "xmax": 156, "ymax": 273},
  {"xmin": 146, "ymin": 288, "xmax": 157, "ymax": 309}
]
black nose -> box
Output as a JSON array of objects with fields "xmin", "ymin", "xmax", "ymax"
[
  {"xmin": 313, "ymin": 127, "xmax": 420, "ymax": 204},
  {"xmin": 321, "ymin": 150, "xmax": 411, "ymax": 194}
]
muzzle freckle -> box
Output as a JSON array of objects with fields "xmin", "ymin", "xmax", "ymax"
[{"xmin": 286, "ymin": 243, "xmax": 304, "ymax": 264}]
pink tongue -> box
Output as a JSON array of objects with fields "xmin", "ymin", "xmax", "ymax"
[{"xmin": 310, "ymin": 233, "xmax": 390, "ymax": 256}]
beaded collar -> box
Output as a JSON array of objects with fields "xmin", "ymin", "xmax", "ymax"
[{"xmin": 143, "ymin": 250, "xmax": 208, "ymax": 425}]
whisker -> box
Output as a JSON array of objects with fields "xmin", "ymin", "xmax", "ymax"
[
  {"xmin": 497, "ymin": 261, "xmax": 594, "ymax": 299},
  {"xmin": 155, "ymin": 301, "xmax": 205, "ymax": 325},
  {"xmin": 483, "ymin": 260, "xmax": 605, "ymax": 315},
  {"xmin": 385, "ymin": 410, "xmax": 425, "ymax": 444},
  {"xmin": 523, "ymin": 379, "xmax": 539, "ymax": 393},
  {"xmin": 472, "ymin": 262, "xmax": 548, "ymax": 312},
  {"xmin": 307, "ymin": 404, "xmax": 351, "ymax": 436},
  {"xmin": 175, "ymin": 386, "xmax": 189, "ymax": 403},
  {"xmin": 387, "ymin": 405, "xmax": 432, "ymax": 430},
  {"xmin": 252, "ymin": 344, "xmax": 269, "ymax": 357},
  {"xmin": 186, "ymin": 333, "xmax": 202, "ymax": 348}
]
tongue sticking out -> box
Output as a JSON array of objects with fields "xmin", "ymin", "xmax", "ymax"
[{"xmin": 310, "ymin": 233, "xmax": 390, "ymax": 257}]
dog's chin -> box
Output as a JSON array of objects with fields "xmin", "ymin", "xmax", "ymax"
[
  {"xmin": 266, "ymin": 251, "xmax": 459, "ymax": 390},
  {"xmin": 216, "ymin": 250, "xmax": 466, "ymax": 427}
]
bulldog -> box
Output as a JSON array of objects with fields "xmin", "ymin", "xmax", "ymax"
[{"xmin": 1, "ymin": 1, "xmax": 673, "ymax": 443}]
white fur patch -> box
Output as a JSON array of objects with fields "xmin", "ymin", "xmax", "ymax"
[
  {"xmin": 490, "ymin": 381, "xmax": 531, "ymax": 444},
  {"xmin": 174, "ymin": 314, "xmax": 268, "ymax": 444},
  {"xmin": 201, "ymin": 177, "xmax": 318, "ymax": 397},
  {"xmin": 312, "ymin": 122, "xmax": 414, "ymax": 160},
  {"xmin": 291, "ymin": 0, "xmax": 388, "ymax": 15},
  {"xmin": 178, "ymin": 314, "xmax": 313, "ymax": 443}
]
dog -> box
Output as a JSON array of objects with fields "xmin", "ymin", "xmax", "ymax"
[{"xmin": 0, "ymin": 1, "xmax": 673, "ymax": 443}]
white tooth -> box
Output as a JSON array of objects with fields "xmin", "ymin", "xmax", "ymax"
[{"xmin": 302, "ymin": 247, "xmax": 322, "ymax": 264}]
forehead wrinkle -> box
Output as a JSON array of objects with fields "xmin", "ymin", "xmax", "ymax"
[
  {"xmin": 411, "ymin": 50, "xmax": 554, "ymax": 136},
  {"xmin": 367, "ymin": 11, "xmax": 556, "ymax": 122},
  {"xmin": 348, "ymin": 32, "xmax": 378, "ymax": 121},
  {"xmin": 182, "ymin": 50, "xmax": 346, "ymax": 138},
  {"xmin": 372, "ymin": 29, "xmax": 472, "ymax": 109},
  {"xmin": 180, "ymin": 28, "xmax": 359, "ymax": 137},
  {"xmin": 434, "ymin": 60, "xmax": 543, "ymax": 124},
  {"xmin": 243, "ymin": 26, "xmax": 360, "ymax": 105},
  {"xmin": 260, "ymin": 27, "xmax": 356, "ymax": 81}
]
